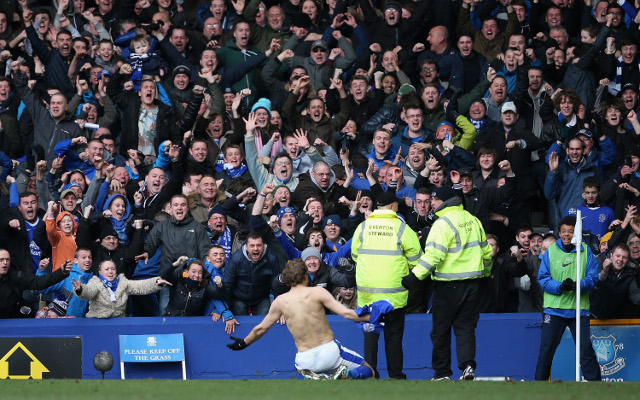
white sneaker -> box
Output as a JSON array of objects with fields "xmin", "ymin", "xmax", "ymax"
[
  {"xmin": 431, "ymin": 375, "xmax": 451, "ymax": 381},
  {"xmin": 299, "ymin": 369, "xmax": 331, "ymax": 380},
  {"xmin": 460, "ymin": 365, "xmax": 475, "ymax": 381},
  {"xmin": 332, "ymin": 364, "xmax": 350, "ymax": 380}
]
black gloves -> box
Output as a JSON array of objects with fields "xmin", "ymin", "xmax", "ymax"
[
  {"xmin": 338, "ymin": 257, "xmax": 356, "ymax": 275},
  {"xmin": 401, "ymin": 271, "xmax": 420, "ymax": 289},
  {"xmin": 227, "ymin": 336, "xmax": 248, "ymax": 351},
  {"xmin": 559, "ymin": 278, "xmax": 576, "ymax": 292}
]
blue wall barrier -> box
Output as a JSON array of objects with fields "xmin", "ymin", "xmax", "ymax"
[
  {"xmin": 552, "ymin": 323, "xmax": 640, "ymax": 382},
  {"xmin": 0, "ymin": 313, "xmax": 546, "ymax": 380}
]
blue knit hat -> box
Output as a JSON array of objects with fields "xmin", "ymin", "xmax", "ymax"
[
  {"xmin": 251, "ymin": 98, "xmax": 272, "ymax": 117},
  {"xmin": 276, "ymin": 206, "xmax": 296, "ymax": 224},
  {"xmin": 322, "ymin": 214, "xmax": 342, "ymax": 229},
  {"xmin": 48, "ymin": 294, "xmax": 69, "ymax": 316},
  {"xmin": 208, "ymin": 204, "xmax": 227, "ymax": 220},
  {"xmin": 431, "ymin": 186, "xmax": 456, "ymax": 202}
]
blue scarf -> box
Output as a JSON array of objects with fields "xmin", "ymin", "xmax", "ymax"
[
  {"xmin": 127, "ymin": 52, "xmax": 159, "ymax": 91},
  {"xmin": 0, "ymin": 92, "xmax": 13, "ymax": 110},
  {"xmin": 470, "ymin": 118, "xmax": 486, "ymax": 133},
  {"xmin": 214, "ymin": 226, "xmax": 233, "ymax": 260},
  {"xmin": 609, "ymin": 56, "xmax": 640, "ymax": 95},
  {"xmin": 110, "ymin": 217, "xmax": 128, "ymax": 245},
  {"xmin": 214, "ymin": 139, "xmax": 225, "ymax": 172},
  {"xmin": 556, "ymin": 113, "xmax": 571, "ymax": 139},
  {"xmin": 204, "ymin": 261, "xmax": 224, "ymax": 284},
  {"xmin": 128, "ymin": 52, "xmax": 152, "ymax": 69},
  {"xmin": 224, "ymin": 162, "xmax": 247, "ymax": 179},
  {"xmin": 99, "ymin": 274, "xmax": 119, "ymax": 302}
]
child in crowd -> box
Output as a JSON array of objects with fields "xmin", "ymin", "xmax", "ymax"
[
  {"xmin": 125, "ymin": 34, "xmax": 166, "ymax": 90},
  {"xmin": 565, "ymin": 176, "xmax": 614, "ymax": 239},
  {"xmin": 45, "ymin": 201, "xmax": 78, "ymax": 272},
  {"xmin": 333, "ymin": 286, "xmax": 358, "ymax": 309},
  {"xmin": 35, "ymin": 293, "xmax": 74, "ymax": 318},
  {"xmin": 95, "ymin": 38, "xmax": 118, "ymax": 74}
]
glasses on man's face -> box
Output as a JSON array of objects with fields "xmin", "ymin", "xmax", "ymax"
[
  {"xmin": 205, "ymin": 24, "xmax": 220, "ymax": 29},
  {"xmin": 610, "ymin": 11, "xmax": 623, "ymax": 16},
  {"xmin": 629, "ymin": 241, "xmax": 640, "ymax": 246},
  {"xmin": 312, "ymin": 48, "xmax": 327, "ymax": 53},
  {"xmin": 422, "ymin": 67, "xmax": 436, "ymax": 72}
]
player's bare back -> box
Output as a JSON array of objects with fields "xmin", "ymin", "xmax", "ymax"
[{"xmin": 274, "ymin": 286, "xmax": 338, "ymax": 352}]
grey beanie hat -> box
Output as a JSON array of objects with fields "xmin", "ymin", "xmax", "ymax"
[{"xmin": 301, "ymin": 247, "xmax": 322, "ymax": 262}]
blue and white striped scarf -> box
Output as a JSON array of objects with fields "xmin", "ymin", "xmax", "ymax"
[{"xmin": 609, "ymin": 56, "xmax": 640, "ymax": 95}]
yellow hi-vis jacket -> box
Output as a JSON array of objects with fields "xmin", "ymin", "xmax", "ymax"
[
  {"xmin": 414, "ymin": 199, "xmax": 492, "ymax": 281},
  {"xmin": 352, "ymin": 209, "xmax": 422, "ymax": 308}
]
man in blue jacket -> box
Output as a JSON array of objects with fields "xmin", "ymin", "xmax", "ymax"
[
  {"xmin": 223, "ymin": 231, "xmax": 280, "ymax": 316},
  {"xmin": 37, "ymin": 248, "xmax": 94, "ymax": 317},
  {"xmin": 545, "ymin": 137, "xmax": 601, "ymax": 230}
]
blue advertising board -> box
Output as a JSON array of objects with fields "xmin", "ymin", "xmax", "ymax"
[
  {"xmin": 119, "ymin": 334, "xmax": 185, "ymax": 363},
  {"xmin": 0, "ymin": 314, "xmax": 547, "ymax": 380},
  {"xmin": 551, "ymin": 324, "xmax": 640, "ymax": 381}
]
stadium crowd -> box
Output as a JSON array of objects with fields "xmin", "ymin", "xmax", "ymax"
[{"xmin": 1, "ymin": 0, "xmax": 640, "ymax": 327}]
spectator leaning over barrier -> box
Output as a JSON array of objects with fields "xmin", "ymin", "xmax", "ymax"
[
  {"xmin": 36, "ymin": 247, "xmax": 94, "ymax": 318},
  {"xmin": 223, "ymin": 230, "xmax": 280, "ymax": 316},
  {"xmin": 590, "ymin": 243, "xmax": 640, "ymax": 319},
  {"xmin": 73, "ymin": 259, "xmax": 171, "ymax": 319},
  {"xmin": 163, "ymin": 256, "xmax": 225, "ymax": 317}
]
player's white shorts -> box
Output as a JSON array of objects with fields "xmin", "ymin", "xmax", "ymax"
[{"xmin": 294, "ymin": 339, "xmax": 364, "ymax": 373}]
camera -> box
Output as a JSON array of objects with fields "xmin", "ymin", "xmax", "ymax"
[
  {"xmin": 625, "ymin": 155, "xmax": 634, "ymax": 168},
  {"xmin": 145, "ymin": 19, "xmax": 164, "ymax": 34}
]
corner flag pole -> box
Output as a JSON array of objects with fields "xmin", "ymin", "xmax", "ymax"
[{"xmin": 574, "ymin": 210, "xmax": 583, "ymax": 382}]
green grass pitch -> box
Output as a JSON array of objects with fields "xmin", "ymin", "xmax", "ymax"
[{"xmin": 3, "ymin": 380, "xmax": 640, "ymax": 400}]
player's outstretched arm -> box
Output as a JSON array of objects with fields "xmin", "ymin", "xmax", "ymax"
[
  {"xmin": 229, "ymin": 299, "xmax": 283, "ymax": 350},
  {"xmin": 318, "ymin": 288, "xmax": 370, "ymax": 323}
]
